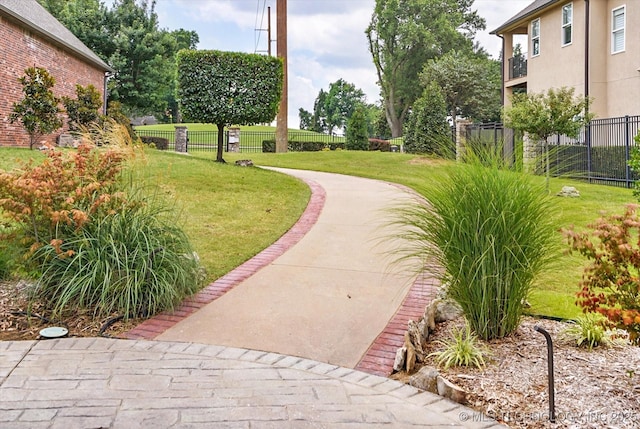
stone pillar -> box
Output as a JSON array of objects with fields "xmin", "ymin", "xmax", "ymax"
[
  {"xmin": 522, "ymin": 133, "xmax": 538, "ymax": 173},
  {"xmin": 175, "ymin": 126, "xmax": 187, "ymax": 153},
  {"xmin": 455, "ymin": 120, "xmax": 473, "ymax": 162}
]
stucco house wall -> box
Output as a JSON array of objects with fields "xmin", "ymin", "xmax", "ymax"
[
  {"xmin": 493, "ymin": 0, "xmax": 640, "ymax": 119},
  {"xmin": 0, "ymin": 0, "xmax": 112, "ymax": 147}
]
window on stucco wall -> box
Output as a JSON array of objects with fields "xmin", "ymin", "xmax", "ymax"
[
  {"xmin": 532, "ymin": 18, "xmax": 541, "ymax": 56},
  {"xmin": 612, "ymin": 6, "xmax": 625, "ymax": 54},
  {"xmin": 562, "ymin": 3, "xmax": 573, "ymax": 46}
]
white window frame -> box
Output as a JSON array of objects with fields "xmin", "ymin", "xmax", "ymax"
[
  {"xmin": 561, "ymin": 3, "xmax": 573, "ymax": 46},
  {"xmin": 531, "ymin": 18, "xmax": 541, "ymax": 57},
  {"xmin": 612, "ymin": 5, "xmax": 625, "ymax": 54}
]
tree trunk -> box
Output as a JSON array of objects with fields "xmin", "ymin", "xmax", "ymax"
[
  {"xmin": 384, "ymin": 97, "xmax": 403, "ymax": 138},
  {"xmin": 216, "ymin": 123, "xmax": 226, "ymax": 163}
]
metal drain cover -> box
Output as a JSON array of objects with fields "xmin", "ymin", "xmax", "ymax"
[{"xmin": 39, "ymin": 326, "xmax": 68, "ymax": 338}]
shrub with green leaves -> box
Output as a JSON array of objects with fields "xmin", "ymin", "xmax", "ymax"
[
  {"xmin": 429, "ymin": 322, "xmax": 488, "ymax": 369},
  {"xmin": 627, "ymin": 131, "xmax": 640, "ymax": 199},
  {"xmin": 403, "ymin": 82, "xmax": 451, "ymax": 156},
  {"xmin": 345, "ymin": 106, "xmax": 369, "ymax": 151},
  {"xmin": 392, "ymin": 157, "xmax": 558, "ymax": 340}
]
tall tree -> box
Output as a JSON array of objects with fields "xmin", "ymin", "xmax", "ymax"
[
  {"xmin": 177, "ymin": 50, "xmax": 283, "ymax": 163},
  {"xmin": 10, "ymin": 67, "xmax": 63, "ymax": 149},
  {"xmin": 366, "ymin": 0, "xmax": 485, "ymax": 137},
  {"xmin": 105, "ymin": 0, "xmax": 177, "ymax": 117},
  {"xmin": 298, "ymin": 108, "xmax": 313, "ymax": 131},
  {"xmin": 300, "ymin": 80, "xmax": 366, "ymax": 135},
  {"xmin": 420, "ymin": 50, "xmax": 501, "ymax": 132},
  {"xmin": 324, "ymin": 79, "xmax": 366, "ymax": 135}
]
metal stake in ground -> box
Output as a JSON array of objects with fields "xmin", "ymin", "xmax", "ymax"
[{"xmin": 534, "ymin": 325, "xmax": 556, "ymax": 422}]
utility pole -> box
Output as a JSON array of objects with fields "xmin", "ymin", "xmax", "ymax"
[
  {"xmin": 268, "ymin": 7, "xmax": 272, "ymax": 56},
  {"xmin": 275, "ymin": 0, "xmax": 288, "ymax": 153}
]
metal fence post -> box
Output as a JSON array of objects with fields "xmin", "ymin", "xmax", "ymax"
[{"xmin": 625, "ymin": 115, "xmax": 632, "ymax": 188}]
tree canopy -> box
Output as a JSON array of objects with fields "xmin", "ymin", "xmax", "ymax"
[
  {"xmin": 177, "ymin": 50, "xmax": 283, "ymax": 162},
  {"xmin": 366, "ymin": 0, "xmax": 485, "ymax": 137},
  {"xmin": 38, "ymin": 0, "xmax": 199, "ymax": 119},
  {"xmin": 298, "ymin": 79, "xmax": 366, "ymax": 135},
  {"xmin": 503, "ymin": 87, "xmax": 592, "ymax": 191},
  {"xmin": 420, "ymin": 50, "xmax": 501, "ymax": 131}
]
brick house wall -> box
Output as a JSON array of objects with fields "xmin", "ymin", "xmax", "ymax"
[{"xmin": 0, "ymin": 15, "xmax": 107, "ymax": 147}]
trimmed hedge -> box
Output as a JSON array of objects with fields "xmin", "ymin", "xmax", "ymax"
[
  {"xmin": 262, "ymin": 140, "xmax": 345, "ymax": 153},
  {"xmin": 140, "ymin": 136, "xmax": 169, "ymax": 150}
]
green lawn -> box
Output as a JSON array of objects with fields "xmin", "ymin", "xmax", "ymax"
[
  {"xmin": 2, "ymin": 146, "xmax": 635, "ymax": 320},
  {"xmin": 0, "ymin": 148, "xmax": 310, "ymax": 283}
]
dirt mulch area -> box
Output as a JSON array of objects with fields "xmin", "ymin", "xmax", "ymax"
[
  {"xmin": 0, "ymin": 279, "xmax": 138, "ymax": 341},
  {"xmin": 392, "ymin": 317, "xmax": 640, "ymax": 428}
]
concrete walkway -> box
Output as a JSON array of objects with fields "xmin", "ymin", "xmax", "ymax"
[
  {"xmin": 156, "ymin": 168, "xmax": 417, "ymax": 368},
  {"xmin": 0, "ymin": 338, "xmax": 506, "ymax": 428}
]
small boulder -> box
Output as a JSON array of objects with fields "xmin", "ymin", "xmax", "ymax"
[
  {"xmin": 409, "ymin": 365, "xmax": 439, "ymax": 393},
  {"xmin": 435, "ymin": 299, "xmax": 463, "ymax": 323},
  {"xmin": 437, "ymin": 375, "xmax": 467, "ymax": 404},
  {"xmin": 424, "ymin": 299, "xmax": 438, "ymax": 331},
  {"xmin": 557, "ymin": 186, "xmax": 580, "ymax": 197},
  {"xmin": 393, "ymin": 346, "xmax": 406, "ymax": 373}
]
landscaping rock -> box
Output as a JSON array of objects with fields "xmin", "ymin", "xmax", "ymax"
[
  {"xmin": 404, "ymin": 331, "xmax": 417, "ymax": 372},
  {"xmin": 424, "ymin": 299, "xmax": 438, "ymax": 332},
  {"xmin": 437, "ymin": 375, "xmax": 467, "ymax": 404},
  {"xmin": 435, "ymin": 299, "xmax": 463, "ymax": 323},
  {"xmin": 557, "ymin": 186, "xmax": 580, "ymax": 197},
  {"xmin": 407, "ymin": 320, "xmax": 425, "ymax": 361},
  {"xmin": 235, "ymin": 159, "xmax": 254, "ymax": 167},
  {"xmin": 408, "ymin": 365, "xmax": 439, "ymax": 393},
  {"xmin": 393, "ymin": 346, "xmax": 406, "ymax": 373}
]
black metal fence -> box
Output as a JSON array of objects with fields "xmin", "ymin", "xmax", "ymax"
[
  {"xmin": 134, "ymin": 128, "xmax": 346, "ymax": 153},
  {"xmin": 465, "ymin": 115, "xmax": 640, "ymax": 188}
]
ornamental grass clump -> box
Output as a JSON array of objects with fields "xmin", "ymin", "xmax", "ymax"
[
  {"xmin": 0, "ymin": 121, "xmax": 202, "ymax": 318},
  {"xmin": 392, "ymin": 153, "xmax": 558, "ymax": 340},
  {"xmin": 429, "ymin": 322, "xmax": 488, "ymax": 369},
  {"xmin": 32, "ymin": 189, "xmax": 202, "ymax": 318}
]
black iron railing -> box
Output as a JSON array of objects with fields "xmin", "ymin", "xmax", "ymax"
[
  {"xmin": 508, "ymin": 55, "xmax": 527, "ymax": 79},
  {"xmin": 465, "ymin": 115, "xmax": 640, "ymax": 188}
]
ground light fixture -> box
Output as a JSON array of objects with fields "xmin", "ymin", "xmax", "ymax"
[
  {"xmin": 39, "ymin": 326, "xmax": 68, "ymax": 339},
  {"xmin": 534, "ymin": 325, "xmax": 556, "ymax": 422}
]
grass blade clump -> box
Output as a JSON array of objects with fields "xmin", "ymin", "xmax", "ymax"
[
  {"xmin": 430, "ymin": 322, "xmax": 488, "ymax": 369},
  {"xmin": 392, "ymin": 152, "xmax": 558, "ymax": 340},
  {"xmin": 31, "ymin": 191, "xmax": 202, "ymax": 318}
]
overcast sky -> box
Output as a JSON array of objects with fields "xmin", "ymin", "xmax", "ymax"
[{"xmin": 152, "ymin": 0, "xmax": 533, "ymax": 128}]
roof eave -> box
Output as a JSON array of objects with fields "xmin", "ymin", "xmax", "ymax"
[
  {"xmin": 490, "ymin": 0, "xmax": 562, "ymax": 35},
  {"xmin": 0, "ymin": 4, "xmax": 114, "ymax": 73}
]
